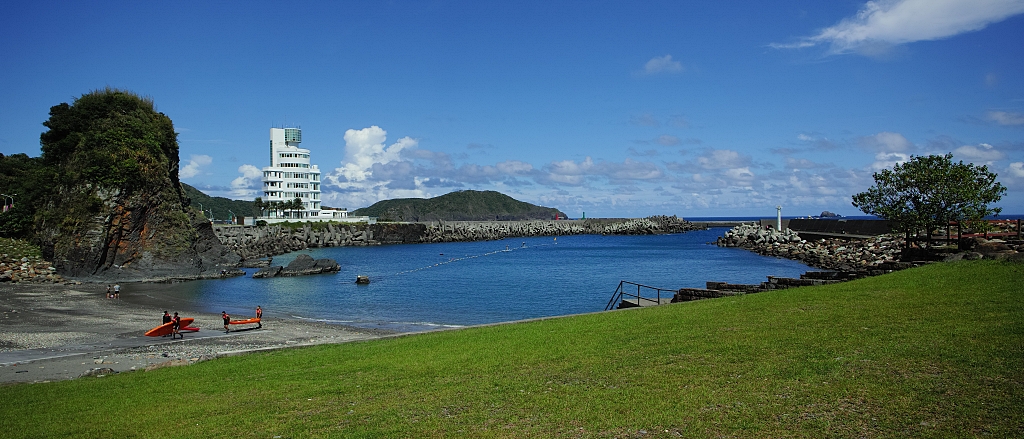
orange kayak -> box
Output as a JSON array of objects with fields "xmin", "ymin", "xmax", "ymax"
[
  {"xmin": 145, "ymin": 318, "xmax": 195, "ymax": 337},
  {"xmin": 229, "ymin": 318, "xmax": 261, "ymax": 325}
]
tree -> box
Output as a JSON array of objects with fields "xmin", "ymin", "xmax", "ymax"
[
  {"xmin": 253, "ymin": 197, "xmax": 265, "ymax": 218},
  {"xmin": 290, "ymin": 197, "xmax": 304, "ymax": 219},
  {"xmin": 852, "ymin": 153, "xmax": 1006, "ymax": 245}
]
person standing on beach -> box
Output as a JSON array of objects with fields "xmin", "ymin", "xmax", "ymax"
[
  {"xmin": 222, "ymin": 311, "xmax": 230, "ymax": 333},
  {"xmin": 171, "ymin": 312, "xmax": 181, "ymax": 339},
  {"xmin": 162, "ymin": 311, "xmax": 172, "ymax": 337},
  {"xmin": 106, "ymin": 285, "xmax": 112, "ymax": 298},
  {"xmin": 255, "ymin": 306, "xmax": 263, "ymax": 328},
  {"xmin": 113, "ymin": 284, "xmax": 120, "ymax": 299}
]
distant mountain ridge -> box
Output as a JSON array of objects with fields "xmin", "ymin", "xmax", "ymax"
[{"xmin": 352, "ymin": 190, "xmax": 566, "ymax": 221}]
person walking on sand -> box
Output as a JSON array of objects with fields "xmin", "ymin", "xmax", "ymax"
[
  {"xmin": 162, "ymin": 311, "xmax": 172, "ymax": 337},
  {"xmin": 113, "ymin": 284, "xmax": 120, "ymax": 299},
  {"xmin": 222, "ymin": 311, "xmax": 230, "ymax": 333},
  {"xmin": 105, "ymin": 285, "xmax": 112, "ymax": 298},
  {"xmin": 255, "ymin": 306, "xmax": 263, "ymax": 328},
  {"xmin": 171, "ymin": 312, "xmax": 182, "ymax": 339}
]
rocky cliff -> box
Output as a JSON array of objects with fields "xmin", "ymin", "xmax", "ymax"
[{"xmin": 33, "ymin": 89, "xmax": 239, "ymax": 281}]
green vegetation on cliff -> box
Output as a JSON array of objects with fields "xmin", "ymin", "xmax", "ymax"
[
  {"xmin": 181, "ymin": 183, "xmax": 256, "ymax": 221},
  {"xmin": 353, "ymin": 190, "xmax": 566, "ymax": 221},
  {"xmin": 0, "ymin": 153, "xmax": 51, "ymax": 238},
  {"xmin": 1, "ymin": 261, "xmax": 1021, "ymax": 437}
]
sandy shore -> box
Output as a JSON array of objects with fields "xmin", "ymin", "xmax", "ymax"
[{"xmin": 0, "ymin": 282, "xmax": 391, "ymax": 384}]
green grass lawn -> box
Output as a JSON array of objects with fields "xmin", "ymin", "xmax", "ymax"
[{"xmin": 2, "ymin": 261, "xmax": 1021, "ymax": 438}]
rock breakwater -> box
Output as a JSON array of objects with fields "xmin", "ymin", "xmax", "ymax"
[
  {"xmin": 214, "ymin": 216, "xmax": 703, "ymax": 262},
  {"xmin": 715, "ymin": 223, "xmax": 904, "ymax": 271}
]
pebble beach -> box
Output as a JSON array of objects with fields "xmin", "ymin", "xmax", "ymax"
[{"xmin": 0, "ymin": 282, "xmax": 390, "ymax": 384}]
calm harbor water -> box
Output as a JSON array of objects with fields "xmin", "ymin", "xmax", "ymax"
[{"xmin": 141, "ymin": 228, "xmax": 814, "ymax": 332}]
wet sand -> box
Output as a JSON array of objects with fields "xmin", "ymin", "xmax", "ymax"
[{"xmin": 0, "ymin": 282, "xmax": 391, "ymax": 384}]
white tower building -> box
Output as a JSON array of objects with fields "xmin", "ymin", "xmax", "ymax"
[{"xmin": 261, "ymin": 128, "xmax": 321, "ymax": 219}]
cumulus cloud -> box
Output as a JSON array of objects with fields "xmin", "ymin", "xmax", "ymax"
[
  {"xmin": 954, "ymin": 143, "xmax": 1006, "ymax": 163},
  {"xmin": 1009, "ymin": 162, "xmax": 1024, "ymax": 178},
  {"xmin": 870, "ymin": 151, "xmax": 911, "ymax": 170},
  {"xmin": 336, "ymin": 126, "xmax": 417, "ymax": 182},
  {"xmin": 987, "ymin": 110, "xmax": 1024, "ymax": 126},
  {"xmin": 230, "ymin": 164, "xmax": 262, "ymax": 197},
  {"xmin": 772, "ymin": 0, "xmax": 1024, "ymax": 55},
  {"xmin": 642, "ymin": 55, "xmax": 684, "ymax": 75},
  {"xmin": 179, "ymin": 154, "xmax": 212, "ymax": 178},
  {"xmin": 859, "ymin": 131, "xmax": 914, "ymax": 152}
]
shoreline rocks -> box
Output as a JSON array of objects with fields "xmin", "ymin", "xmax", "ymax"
[
  {"xmin": 0, "ymin": 254, "xmax": 68, "ymax": 284},
  {"xmin": 714, "ymin": 223, "xmax": 1022, "ymax": 271},
  {"xmin": 253, "ymin": 254, "xmax": 341, "ymax": 279}
]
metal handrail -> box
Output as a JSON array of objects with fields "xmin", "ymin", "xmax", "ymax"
[{"xmin": 604, "ymin": 280, "xmax": 675, "ymax": 310}]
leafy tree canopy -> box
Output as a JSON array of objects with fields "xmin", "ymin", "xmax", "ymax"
[
  {"xmin": 40, "ymin": 87, "xmax": 179, "ymax": 191},
  {"xmin": 852, "ymin": 153, "xmax": 1006, "ymax": 235},
  {"xmin": 0, "ymin": 153, "xmax": 53, "ymax": 238}
]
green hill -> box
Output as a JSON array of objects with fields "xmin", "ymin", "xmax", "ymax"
[
  {"xmin": 352, "ymin": 190, "xmax": 566, "ymax": 221},
  {"xmin": 181, "ymin": 183, "xmax": 256, "ymax": 221}
]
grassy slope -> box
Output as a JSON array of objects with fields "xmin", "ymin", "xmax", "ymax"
[{"xmin": 1, "ymin": 261, "xmax": 1021, "ymax": 438}]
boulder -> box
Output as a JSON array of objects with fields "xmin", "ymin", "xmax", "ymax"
[{"xmin": 252, "ymin": 266, "xmax": 282, "ymax": 278}]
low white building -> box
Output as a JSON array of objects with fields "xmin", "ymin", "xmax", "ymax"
[{"xmin": 259, "ymin": 128, "xmax": 372, "ymax": 224}]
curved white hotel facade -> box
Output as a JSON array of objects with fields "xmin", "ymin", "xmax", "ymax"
[{"xmin": 261, "ymin": 128, "xmax": 322, "ymax": 219}]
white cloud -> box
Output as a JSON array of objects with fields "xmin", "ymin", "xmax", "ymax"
[
  {"xmin": 954, "ymin": 143, "xmax": 1005, "ymax": 163},
  {"xmin": 496, "ymin": 160, "xmax": 534, "ymax": 175},
  {"xmin": 230, "ymin": 164, "xmax": 262, "ymax": 197},
  {"xmin": 870, "ymin": 151, "xmax": 911, "ymax": 170},
  {"xmin": 179, "ymin": 154, "xmax": 212, "ymax": 179},
  {"xmin": 642, "ymin": 55, "xmax": 684, "ymax": 75},
  {"xmin": 655, "ymin": 135, "xmax": 681, "ymax": 146},
  {"xmin": 773, "ymin": 0, "xmax": 1024, "ymax": 54},
  {"xmin": 987, "ymin": 110, "xmax": 1024, "ymax": 126},
  {"xmin": 336, "ymin": 126, "xmax": 417, "ymax": 182},
  {"xmin": 859, "ymin": 131, "xmax": 913, "ymax": 152},
  {"xmin": 696, "ymin": 149, "xmax": 751, "ymax": 170},
  {"xmin": 1008, "ymin": 162, "xmax": 1024, "ymax": 177}
]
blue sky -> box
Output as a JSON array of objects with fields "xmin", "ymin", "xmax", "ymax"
[{"xmin": 2, "ymin": 0, "xmax": 1023, "ymax": 217}]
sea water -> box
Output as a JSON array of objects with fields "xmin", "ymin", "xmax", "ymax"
[{"xmin": 140, "ymin": 228, "xmax": 813, "ymax": 332}]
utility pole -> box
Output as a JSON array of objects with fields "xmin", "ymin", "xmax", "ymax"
[{"xmin": 776, "ymin": 205, "xmax": 782, "ymax": 231}]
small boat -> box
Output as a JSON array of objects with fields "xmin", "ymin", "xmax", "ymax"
[{"xmin": 355, "ymin": 275, "xmax": 370, "ymax": 284}]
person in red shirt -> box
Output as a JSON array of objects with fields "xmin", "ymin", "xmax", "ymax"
[
  {"xmin": 255, "ymin": 306, "xmax": 263, "ymax": 328},
  {"xmin": 171, "ymin": 312, "xmax": 181, "ymax": 339},
  {"xmin": 222, "ymin": 311, "xmax": 230, "ymax": 333}
]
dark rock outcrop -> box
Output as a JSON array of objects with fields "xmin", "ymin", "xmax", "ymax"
[{"xmin": 253, "ymin": 254, "xmax": 340, "ymax": 278}]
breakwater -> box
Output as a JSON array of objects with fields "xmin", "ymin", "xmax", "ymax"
[
  {"xmin": 214, "ymin": 215, "xmax": 703, "ymax": 261},
  {"xmin": 715, "ymin": 223, "xmax": 905, "ymax": 272}
]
